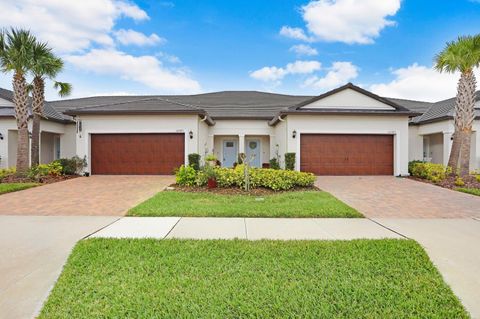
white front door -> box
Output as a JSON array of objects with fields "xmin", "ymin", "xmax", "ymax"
[
  {"xmin": 223, "ymin": 140, "xmax": 238, "ymax": 167},
  {"xmin": 246, "ymin": 139, "xmax": 261, "ymax": 168}
]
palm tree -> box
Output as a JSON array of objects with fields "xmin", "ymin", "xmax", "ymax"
[
  {"xmin": 435, "ymin": 35, "xmax": 480, "ymax": 176},
  {"xmin": 0, "ymin": 29, "xmax": 36, "ymax": 175},
  {"xmin": 30, "ymin": 41, "xmax": 71, "ymax": 166}
]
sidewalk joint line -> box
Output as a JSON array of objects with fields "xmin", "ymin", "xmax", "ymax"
[
  {"xmin": 243, "ymin": 218, "xmax": 248, "ymax": 239},
  {"xmin": 164, "ymin": 217, "xmax": 182, "ymax": 239},
  {"xmin": 367, "ymin": 218, "xmax": 410, "ymax": 239},
  {"xmin": 82, "ymin": 217, "xmax": 122, "ymax": 240}
]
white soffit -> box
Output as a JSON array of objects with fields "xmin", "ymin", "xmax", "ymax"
[{"xmin": 301, "ymin": 88, "xmax": 395, "ymax": 110}]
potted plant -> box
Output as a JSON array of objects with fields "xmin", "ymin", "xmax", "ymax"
[
  {"xmin": 204, "ymin": 165, "xmax": 217, "ymax": 189},
  {"xmin": 205, "ymin": 154, "xmax": 217, "ymax": 167}
]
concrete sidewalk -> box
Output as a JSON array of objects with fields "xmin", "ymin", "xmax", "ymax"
[
  {"xmin": 91, "ymin": 217, "xmax": 403, "ymax": 240},
  {"xmin": 0, "ymin": 216, "xmax": 117, "ymax": 319}
]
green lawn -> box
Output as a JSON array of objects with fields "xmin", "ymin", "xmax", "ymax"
[
  {"xmin": 39, "ymin": 239, "xmax": 468, "ymax": 319},
  {"xmin": 128, "ymin": 190, "xmax": 363, "ymax": 218},
  {"xmin": 456, "ymin": 187, "xmax": 480, "ymax": 196},
  {"xmin": 0, "ymin": 183, "xmax": 39, "ymax": 195}
]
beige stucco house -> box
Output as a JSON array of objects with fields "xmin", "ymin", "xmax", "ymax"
[{"xmin": 1, "ymin": 83, "xmax": 478, "ymax": 176}]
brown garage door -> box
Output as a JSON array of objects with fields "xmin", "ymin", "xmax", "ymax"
[
  {"xmin": 91, "ymin": 133, "xmax": 184, "ymax": 175},
  {"xmin": 300, "ymin": 134, "xmax": 393, "ymax": 175}
]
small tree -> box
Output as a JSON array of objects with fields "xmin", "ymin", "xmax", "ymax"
[{"xmin": 435, "ymin": 35, "xmax": 480, "ymax": 176}]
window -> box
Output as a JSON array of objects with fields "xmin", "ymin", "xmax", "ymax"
[{"xmin": 226, "ymin": 141, "xmax": 234, "ymax": 147}]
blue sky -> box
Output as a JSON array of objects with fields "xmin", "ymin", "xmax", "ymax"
[{"xmin": 0, "ymin": 0, "xmax": 479, "ymax": 101}]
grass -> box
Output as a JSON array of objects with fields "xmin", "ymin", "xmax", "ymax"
[
  {"xmin": 0, "ymin": 183, "xmax": 39, "ymax": 195},
  {"xmin": 128, "ymin": 190, "xmax": 363, "ymax": 218},
  {"xmin": 39, "ymin": 239, "xmax": 468, "ymax": 319},
  {"xmin": 456, "ymin": 187, "xmax": 480, "ymax": 196}
]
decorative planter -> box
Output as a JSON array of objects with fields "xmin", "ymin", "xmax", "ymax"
[
  {"xmin": 207, "ymin": 160, "xmax": 217, "ymax": 167},
  {"xmin": 207, "ymin": 178, "xmax": 217, "ymax": 189},
  {"xmin": 84, "ymin": 172, "xmax": 90, "ymax": 177}
]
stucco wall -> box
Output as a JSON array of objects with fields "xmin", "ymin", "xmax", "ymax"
[
  {"xmin": 408, "ymin": 125, "xmax": 423, "ymax": 162},
  {"xmin": 0, "ymin": 118, "xmax": 17, "ymax": 168},
  {"xmin": 75, "ymin": 114, "xmax": 200, "ymax": 173},
  {"xmin": 284, "ymin": 114, "xmax": 410, "ymax": 175},
  {"xmin": 304, "ymin": 88, "xmax": 394, "ymax": 110}
]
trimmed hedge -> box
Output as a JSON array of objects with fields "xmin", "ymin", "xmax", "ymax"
[
  {"xmin": 188, "ymin": 153, "xmax": 201, "ymax": 171},
  {"xmin": 176, "ymin": 164, "xmax": 316, "ymax": 191},
  {"xmin": 410, "ymin": 162, "xmax": 451, "ymax": 183},
  {"xmin": 285, "ymin": 153, "xmax": 296, "ymax": 170}
]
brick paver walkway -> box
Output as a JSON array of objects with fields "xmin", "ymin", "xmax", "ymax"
[
  {"xmin": 316, "ymin": 176, "xmax": 480, "ymax": 218},
  {"xmin": 0, "ymin": 175, "xmax": 174, "ymax": 216}
]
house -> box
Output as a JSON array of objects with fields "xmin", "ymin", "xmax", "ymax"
[{"xmin": 0, "ymin": 83, "xmax": 479, "ymax": 176}]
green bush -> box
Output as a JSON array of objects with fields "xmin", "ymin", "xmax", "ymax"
[
  {"xmin": 476, "ymin": 175, "xmax": 480, "ymax": 183},
  {"xmin": 285, "ymin": 153, "xmax": 296, "ymax": 170},
  {"xmin": 175, "ymin": 165, "xmax": 197, "ymax": 186},
  {"xmin": 0, "ymin": 167, "xmax": 16, "ymax": 180},
  {"xmin": 454, "ymin": 177, "xmax": 465, "ymax": 187},
  {"xmin": 54, "ymin": 156, "xmax": 87, "ymax": 175},
  {"xmin": 188, "ymin": 153, "xmax": 201, "ymax": 171},
  {"xmin": 410, "ymin": 162, "xmax": 451, "ymax": 183},
  {"xmin": 27, "ymin": 162, "xmax": 63, "ymax": 180},
  {"xmin": 215, "ymin": 165, "xmax": 244, "ymax": 188},
  {"xmin": 408, "ymin": 160, "xmax": 424, "ymax": 175},
  {"xmin": 269, "ymin": 158, "xmax": 280, "ymax": 170}
]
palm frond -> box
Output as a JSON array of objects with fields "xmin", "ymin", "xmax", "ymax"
[
  {"xmin": 435, "ymin": 34, "xmax": 480, "ymax": 74},
  {"xmin": 53, "ymin": 81, "xmax": 72, "ymax": 97}
]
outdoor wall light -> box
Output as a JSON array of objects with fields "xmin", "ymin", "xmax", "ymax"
[
  {"xmin": 292, "ymin": 130, "xmax": 297, "ymax": 139},
  {"xmin": 189, "ymin": 130, "xmax": 194, "ymax": 139},
  {"xmin": 0, "ymin": 133, "xmax": 3, "ymax": 140}
]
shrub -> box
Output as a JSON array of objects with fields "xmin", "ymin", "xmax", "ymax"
[
  {"xmin": 285, "ymin": 153, "xmax": 296, "ymax": 170},
  {"xmin": 476, "ymin": 175, "xmax": 480, "ymax": 183},
  {"xmin": 205, "ymin": 154, "xmax": 217, "ymax": 162},
  {"xmin": 215, "ymin": 165, "xmax": 244, "ymax": 188},
  {"xmin": 175, "ymin": 165, "xmax": 197, "ymax": 186},
  {"xmin": 408, "ymin": 160, "xmax": 424, "ymax": 175},
  {"xmin": 27, "ymin": 162, "xmax": 63, "ymax": 180},
  {"xmin": 454, "ymin": 177, "xmax": 465, "ymax": 187},
  {"xmin": 188, "ymin": 153, "xmax": 201, "ymax": 171},
  {"xmin": 410, "ymin": 162, "xmax": 451, "ymax": 183},
  {"xmin": 0, "ymin": 167, "xmax": 16, "ymax": 180},
  {"xmin": 269, "ymin": 158, "xmax": 280, "ymax": 170},
  {"xmin": 54, "ymin": 156, "xmax": 87, "ymax": 175}
]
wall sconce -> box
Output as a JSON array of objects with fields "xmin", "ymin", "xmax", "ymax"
[
  {"xmin": 28, "ymin": 131, "xmax": 32, "ymax": 139},
  {"xmin": 292, "ymin": 130, "xmax": 297, "ymax": 139},
  {"xmin": 0, "ymin": 133, "xmax": 3, "ymax": 140},
  {"xmin": 189, "ymin": 131, "xmax": 194, "ymax": 139}
]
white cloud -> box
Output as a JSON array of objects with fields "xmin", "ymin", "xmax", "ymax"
[
  {"xmin": 281, "ymin": 0, "xmax": 400, "ymax": 44},
  {"xmin": 290, "ymin": 44, "xmax": 318, "ymax": 56},
  {"xmin": 369, "ymin": 63, "xmax": 480, "ymax": 101},
  {"xmin": 115, "ymin": 29, "xmax": 165, "ymax": 46},
  {"xmin": 250, "ymin": 60, "xmax": 321, "ymax": 82},
  {"xmin": 279, "ymin": 26, "xmax": 312, "ymax": 42},
  {"xmin": 0, "ymin": 0, "xmax": 149, "ymax": 53},
  {"xmin": 66, "ymin": 49, "xmax": 201, "ymax": 93},
  {"xmin": 156, "ymin": 52, "xmax": 181, "ymax": 64},
  {"xmin": 303, "ymin": 61, "xmax": 358, "ymax": 89}
]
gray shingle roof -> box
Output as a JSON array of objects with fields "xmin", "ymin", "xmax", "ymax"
[
  {"xmin": 0, "ymin": 87, "xmax": 71, "ymax": 123},
  {"xmin": 2, "ymin": 85, "xmax": 476, "ymax": 125},
  {"xmin": 410, "ymin": 92, "xmax": 480, "ymax": 124}
]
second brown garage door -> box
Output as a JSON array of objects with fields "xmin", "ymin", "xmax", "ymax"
[
  {"xmin": 91, "ymin": 133, "xmax": 184, "ymax": 175},
  {"xmin": 300, "ymin": 134, "xmax": 393, "ymax": 175}
]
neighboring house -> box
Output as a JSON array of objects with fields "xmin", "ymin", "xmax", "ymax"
[{"xmin": 0, "ymin": 83, "xmax": 478, "ymax": 175}]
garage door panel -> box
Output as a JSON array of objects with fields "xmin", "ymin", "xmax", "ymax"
[
  {"xmin": 91, "ymin": 133, "xmax": 184, "ymax": 175},
  {"xmin": 300, "ymin": 134, "xmax": 393, "ymax": 176}
]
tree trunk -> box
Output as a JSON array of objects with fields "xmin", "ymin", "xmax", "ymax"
[
  {"xmin": 31, "ymin": 77, "xmax": 45, "ymax": 166},
  {"xmin": 12, "ymin": 72, "xmax": 30, "ymax": 175},
  {"xmin": 447, "ymin": 132, "xmax": 461, "ymax": 174},
  {"xmin": 459, "ymin": 129, "xmax": 472, "ymax": 176},
  {"xmin": 448, "ymin": 70, "xmax": 476, "ymax": 175}
]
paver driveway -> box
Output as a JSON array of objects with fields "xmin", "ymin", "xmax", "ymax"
[
  {"xmin": 0, "ymin": 175, "xmax": 174, "ymax": 216},
  {"xmin": 316, "ymin": 176, "xmax": 480, "ymax": 218}
]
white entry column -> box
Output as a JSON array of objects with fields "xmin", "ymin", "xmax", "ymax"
[
  {"xmin": 239, "ymin": 134, "xmax": 245, "ymax": 155},
  {"xmin": 443, "ymin": 132, "xmax": 453, "ymax": 166}
]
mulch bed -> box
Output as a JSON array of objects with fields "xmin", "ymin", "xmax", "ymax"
[
  {"xmin": 0, "ymin": 174, "xmax": 80, "ymax": 184},
  {"xmin": 169, "ymin": 184, "xmax": 320, "ymax": 195},
  {"xmin": 408, "ymin": 174, "xmax": 480, "ymax": 190}
]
